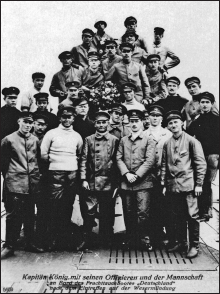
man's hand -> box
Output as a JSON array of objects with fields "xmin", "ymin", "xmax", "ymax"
[
  {"xmin": 82, "ymin": 180, "xmax": 90, "ymax": 190},
  {"xmin": 126, "ymin": 173, "xmax": 138, "ymax": 183},
  {"xmin": 59, "ymin": 91, "xmax": 66, "ymax": 97},
  {"xmin": 195, "ymin": 186, "xmax": 202, "ymax": 196},
  {"xmin": 162, "ymin": 187, "xmax": 166, "ymax": 196}
]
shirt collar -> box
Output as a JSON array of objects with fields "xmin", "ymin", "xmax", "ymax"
[{"xmin": 128, "ymin": 130, "xmax": 144, "ymax": 140}]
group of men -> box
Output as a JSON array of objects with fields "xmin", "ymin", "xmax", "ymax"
[{"xmin": 1, "ymin": 16, "xmax": 219, "ymax": 260}]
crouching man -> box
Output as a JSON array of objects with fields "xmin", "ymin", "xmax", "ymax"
[
  {"xmin": 161, "ymin": 110, "xmax": 207, "ymax": 258},
  {"xmin": 116, "ymin": 109, "xmax": 156, "ymax": 250}
]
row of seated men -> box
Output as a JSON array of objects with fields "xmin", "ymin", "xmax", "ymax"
[{"xmin": 1, "ymin": 82, "xmax": 219, "ymax": 260}]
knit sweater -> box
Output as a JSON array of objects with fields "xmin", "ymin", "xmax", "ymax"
[{"xmin": 41, "ymin": 124, "xmax": 83, "ymax": 171}]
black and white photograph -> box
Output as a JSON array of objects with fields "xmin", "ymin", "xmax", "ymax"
[{"xmin": 1, "ymin": 1, "xmax": 219, "ymax": 293}]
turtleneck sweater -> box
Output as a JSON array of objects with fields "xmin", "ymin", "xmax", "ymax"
[
  {"xmin": 41, "ymin": 124, "xmax": 83, "ymax": 171},
  {"xmin": 123, "ymin": 98, "xmax": 145, "ymax": 111}
]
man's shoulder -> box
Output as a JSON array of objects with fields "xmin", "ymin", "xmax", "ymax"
[{"xmin": 108, "ymin": 133, "xmax": 119, "ymax": 142}]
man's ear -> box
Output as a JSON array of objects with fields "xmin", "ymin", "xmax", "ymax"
[{"xmin": 199, "ymin": 84, "xmax": 202, "ymax": 89}]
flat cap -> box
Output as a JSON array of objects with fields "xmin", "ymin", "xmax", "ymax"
[
  {"xmin": 94, "ymin": 19, "xmax": 107, "ymax": 29},
  {"xmin": 88, "ymin": 51, "xmax": 100, "ymax": 59},
  {"xmin": 119, "ymin": 42, "xmax": 134, "ymax": 51},
  {"xmin": 154, "ymin": 27, "xmax": 165, "ymax": 34},
  {"xmin": 57, "ymin": 106, "xmax": 75, "ymax": 117},
  {"xmin": 65, "ymin": 81, "xmax": 81, "ymax": 88},
  {"xmin": 58, "ymin": 51, "xmax": 72, "ymax": 60},
  {"xmin": 111, "ymin": 103, "xmax": 127, "ymax": 115},
  {"xmin": 128, "ymin": 109, "xmax": 144, "ymax": 120},
  {"xmin": 121, "ymin": 82, "xmax": 137, "ymax": 92},
  {"xmin": 124, "ymin": 16, "xmax": 137, "ymax": 27},
  {"xmin": 184, "ymin": 77, "xmax": 201, "ymax": 87},
  {"xmin": 198, "ymin": 91, "xmax": 215, "ymax": 103},
  {"xmin": 34, "ymin": 92, "xmax": 49, "ymax": 101},
  {"xmin": 2, "ymin": 87, "xmax": 20, "ymax": 96},
  {"xmin": 165, "ymin": 110, "xmax": 183, "ymax": 123},
  {"xmin": 32, "ymin": 72, "xmax": 45, "ymax": 80},
  {"xmin": 146, "ymin": 54, "xmax": 161, "ymax": 63},
  {"xmin": 149, "ymin": 105, "xmax": 164, "ymax": 116},
  {"xmin": 166, "ymin": 76, "xmax": 181, "ymax": 85},
  {"xmin": 19, "ymin": 112, "xmax": 34, "ymax": 121},
  {"xmin": 105, "ymin": 40, "xmax": 118, "ymax": 48},
  {"xmin": 33, "ymin": 113, "xmax": 49, "ymax": 124},
  {"xmin": 72, "ymin": 97, "xmax": 88, "ymax": 107},
  {"xmin": 82, "ymin": 28, "xmax": 95, "ymax": 37},
  {"xmin": 122, "ymin": 29, "xmax": 139, "ymax": 41},
  {"xmin": 95, "ymin": 111, "xmax": 110, "ymax": 121}
]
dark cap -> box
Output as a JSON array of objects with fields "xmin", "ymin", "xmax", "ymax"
[
  {"xmin": 32, "ymin": 72, "xmax": 45, "ymax": 80},
  {"xmin": 65, "ymin": 81, "xmax": 81, "ymax": 89},
  {"xmin": 122, "ymin": 29, "xmax": 139, "ymax": 41},
  {"xmin": 34, "ymin": 92, "xmax": 49, "ymax": 102},
  {"xmin": 149, "ymin": 105, "xmax": 164, "ymax": 116},
  {"xmin": 128, "ymin": 109, "xmax": 144, "ymax": 120},
  {"xmin": 33, "ymin": 113, "xmax": 49, "ymax": 124},
  {"xmin": 58, "ymin": 51, "xmax": 72, "ymax": 60},
  {"xmin": 19, "ymin": 112, "xmax": 34, "ymax": 122},
  {"xmin": 82, "ymin": 28, "xmax": 95, "ymax": 37},
  {"xmin": 124, "ymin": 16, "xmax": 137, "ymax": 27},
  {"xmin": 72, "ymin": 97, "xmax": 88, "ymax": 107},
  {"xmin": 146, "ymin": 54, "xmax": 161, "ymax": 63},
  {"xmin": 94, "ymin": 19, "xmax": 107, "ymax": 29},
  {"xmin": 111, "ymin": 103, "xmax": 127, "ymax": 115},
  {"xmin": 121, "ymin": 82, "xmax": 137, "ymax": 92},
  {"xmin": 154, "ymin": 27, "xmax": 165, "ymax": 34},
  {"xmin": 95, "ymin": 111, "xmax": 110, "ymax": 121},
  {"xmin": 165, "ymin": 110, "xmax": 183, "ymax": 123},
  {"xmin": 57, "ymin": 106, "xmax": 75, "ymax": 118},
  {"xmin": 184, "ymin": 77, "xmax": 201, "ymax": 87},
  {"xmin": 166, "ymin": 76, "xmax": 181, "ymax": 86},
  {"xmin": 198, "ymin": 92, "xmax": 215, "ymax": 103},
  {"xmin": 2, "ymin": 87, "xmax": 20, "ymax": 96},
  {"xmin": 119, "ymin": 42, "xmax": 134, "ymax": 51},
  {"xmin": 105, "ymin": 40, "xmax": 118, "ymax": 48},
  {"xmin": 88, "ymin": 51, "xmax": 100, "ymax": 59}
]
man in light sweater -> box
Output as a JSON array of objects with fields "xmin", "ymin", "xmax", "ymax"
[
  {"xmin": 41, "ymin": 106, "xmax": 83, "ymax": 250},
  {"xmin": 122, "ymin": 82, "xmax": 146, "ymax": 111}
]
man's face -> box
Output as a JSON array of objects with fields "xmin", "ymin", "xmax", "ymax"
[
  {"xmin": 121, "ymin": 47, "xmax": 132, "ymax": 61},
  {"xmin": 126, "ymin": 23, "xmax": 137, "ymax": 30},
  {"xmin": 123, "ymin": 89, "xmax": 134, "ymax": 101},
  {"xmin": 167, "ymin": 82, "xmax": 179, "ymax": 96},
  {"xmin": 82, "ymin": 34, "xmax": 93, "ymax": 46},
  {"xmin": 60, "ymin": 114, "xmax": 74, "ymax": 128},
  {"xmin": 36, "ymin": 100, "xmax": 48, "ymax": 111},
  {"xmin": 148, "ymin": 59, "xmax": 159, "ymax": 71},
  {"xmin": 34, "ymin": 119, "xmax": 47, "ymax": 135},
  {"xmin": 33, "ymin": 78, "xmax": 44, "ymax": 90},
  {"xmin": 67, "ymin": 86, "xmax": 79, "ymax": 100},
  {"xmin": 129, "ymin": 118, "xmax": 143, "ymax": 132},
  {"xmin": 111, "ymin": 111, "xmax": 123, "ymax": 124},
  {"xmin": 88, "ymin": 57, "xmax": 100, "ymax": 70},
  {"xmin": 200, "ymin": 98, "xmax": 212, "ymax": 113},
  {"xmin": 75, "ymin": 101, "xmax": 89, "ymax": 117},
  {"xmin": 125, "ymin": 34, "xmax": 136, "ymax": 45},
  {"xmin": 122, "ymin": 114, "xmax": 129, "ymax": 125},
  {"xmin": 18, "ymin": 118, "xmax": 33, "ymax": 134},
  {"xmin": 61, "ymin": 57, "xmax": 72, "ymax": 68},
  {"xmin": 149, "ymin": 114, "xmax": 163, "ymax": 127},
  {"xmin": 167, "ymin": 119, "xmax": 183, "ymax": 134},
  {"xmin": 106, "ymin": 45, "xmax": 117, "ymax": 57},
  {"xmin": 154, "ymin": 33, "xmax": 163, "ymax": 43},
  {"xmin": 143, "ymin": 113, "xmax": 150, "ymax": 129},
  {"xmin": 95, "ymin": 118, "xmax": 109, "ymax": 133},
  {"xmin": 96, "ymin": 22, "xmax": 105, "ymax": 31},
  {"xmin": 4, "ymin": 95, "xmax": 18, "ymax": 107},
  {"xmin": 187, "ymin": 82, "xmax": 201, "ymax": 96}
]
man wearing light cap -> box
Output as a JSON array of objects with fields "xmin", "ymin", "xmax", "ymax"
[
  {"xmin": 117, "ymin": 109, "xmax": 156, "ymax": 250},
  {"xmin": 1, "ymin": 87, "xmax": 21, "ymax": 139},
  {"xmin": 79, "ymin": 111, "xmax": 119, "ymax": 249},
  {"xmin": 122, "ymin": 82, "xmax": 146, "ymax": 111},
  {"xmin": 150, "ymin": 27, "xmax": 180, "ymax": 73},
  {"xmin": 1, "ymin": 112, "xmax": 44, "ymax": 259},
  {"xmin": 50, "ymin": 51, "xmax": 84, "ymax": 103},
  {"xmin": 188, "ymin": 92, "xmax": 219, "ymax": 221},
  {"xmin": 102, "ymin": 40, "xmax": 122, "ymax": 78},
  {"xmin": 106, "ymin": 42, "xmax": 150, "ymax": 102},
  {"xmin": 41, "ymin": 106, "xmax": 83, "ymax": 251},
  {"xmin": 71, "ymin": 29, "xmax": 96, "ymax": 68},
  {"xmin": 58, "ymin": 81, "xmax": 81, "ymax": 109},
  {"xmin": 161, "ymin": 110, "xmax": 207, "ymax": 258}
]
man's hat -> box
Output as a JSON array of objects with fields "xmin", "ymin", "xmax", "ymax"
[
  {"xmin": 88, "ymin": 51, "xmax": 100, "ymax": 60},
  {"xmin": 154, "ymin": 27, "xmax": 165, "ymax": 34},
  {"xmin": 65, "ymin": 81, "xmax": 81, "ymax": 88},
  {"xmin": 32, "ymin": 72, "xmax": 45, "ymax": 80},
  {"xmin": 111, "ymin": 103, "xmax": 127, "ymax": 115},
  {"xmin": 165, "ymin": 110, "xmax": 183, "ymax": 123},
  {"xmin": 121, "ymin": 82, "xmax": 137, "ymax": 92},
  {"xmin": 94, "ymin": 19, "xmax": 107, "ymax": 29},
  {"xmin": 58, "ymin": 51, "xmax": 72, "ymax": 60},
  {"xmin": 146, "ymin": 54, "xmax": 161, "ymax": 64},
  {"xmin": 149, "ymin": 105, "xmax": 164, "ymax": 116},
  {"xmin": 124, "ymin": 16, "xmax": 137, "ymax": 27},
  {"xmin": 57, "ymin": 106, "xmax": 75, "ymax": 118},
  {"xmin": 34, "ymin": 92, "xmax": 49, "ymax": 102},
  {"xmin": 127, "ymin": 109, "xmax": 144, "ymax": 120},
  {"xmin": 95, "ymin": 111, "xmax": 110, "ymax": 121},
  {"xmin": 166, "ymin": 76, "xmax": 181, "ymax": 85},
  {"xmin": 33, "ymin": 113, "xmax": 49, "ymax": 124},
  {"xmin": 2, "ymin": 87, "xmax": 20, "ymax": 96},
  {"xmin": 119, "ymin": 42, "xmax": 134, "ymax": 51},
  {"xmin": 82, "ymin": 28, "xmax": 95, "ymax": 37},
  {"xmin": 105, "ymin": 40, "xmax": 118, "ymax": 48},
  {"xmin": 72, "ymin": 97, "xmax": 88, "ymax": 107},
  {"xmin": 184, "ymin": 77, "xmax": 201, "ymax": 87},
  {"xmin": 122, "ymin": 29, "xmax": 139, "ymax": 41},
  {"xmin": 19, "ymin": 112, "xmax": 34, "ymax": 122},
  {"xmin": 198, "ymin": 91, "xmax": 215, "ymax": 103}
]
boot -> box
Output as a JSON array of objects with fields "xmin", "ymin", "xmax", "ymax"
[
  {"xmin": 186, "ymin": 247, "xmax": 198, "ymax": 258},
  {"xmin": 1, "ymin": 246, "xmax": 14, "ymax": 260},
  {"xmin": 77, "ymin": 232, "xmax": 90, "ymax": 251}
]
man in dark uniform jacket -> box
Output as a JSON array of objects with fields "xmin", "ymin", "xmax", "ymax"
[
  {"xmin": 33, "ymin": 93, "xmax": 59, "ymax": 131},
  {"xmin": 1, "ymin": 87, "xmax": 21, "ymax": 139}
]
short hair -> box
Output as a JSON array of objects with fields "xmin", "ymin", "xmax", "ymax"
[{"xmin": 32, "ymin": 72, "xmax": 45, "ymax": 81}]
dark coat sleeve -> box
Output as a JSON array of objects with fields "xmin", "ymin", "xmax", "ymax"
[{"xmin": 1, "ymin": 137, "xmax": 11, "ymax": 178}]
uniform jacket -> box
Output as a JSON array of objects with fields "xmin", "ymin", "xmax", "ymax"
[
  {"xmin": 125, "ymin": 46, "xmax": 148, "ymax": 64},
  {"xmin": 161, "ymin": 131, "xmax": 207, "ymax": 193},
  {"xmin": 1, "ymin": 131, "xmax": 41, "ymax": 194},
  {"xmin": 1, "ymin": 105, "xmax": 21, "ymax": 139},
  {"xmin": 80, "ymin": 132, "xmax": 119, "ymax": 191},
  {"xmin": 157, "ymin": 94, "xmax": 188, "ymax": 114},
  {"xmin": 81, "ymin": 68, "xmax": 104, "ymax": 89},
  {"xmin": 146, "ymin": 70, "xmax": 167, "ymax": 102},
  {"xmin": 119, "ymin": 35, "xmax": 149, "ymax": 53},
  {"xmin": 108, "ymin": 123, "xmax": 131, "ymax": 140},
  {"xmin": 73, "ymin": 116, "xmax": 96, "ymax": 140},
  {"xmin": 116, "ymin": 131, "xmax": 156, "ymax": 190},
  {"xmin": 102, "ymin": 55, "xmax": 122, "ymax": 78},
  {"xmin": 105, "ymin": 60, "xmax": 150, "ymax": 100},
  {"xmin": 91, "ymin": 32, "xmax": 113, "ymax": 51},
  {"xmin": 33, "ymin": 109, "xmax": 59, "ymax": 131},
  {"xmin": 71, "ymin": 44, "xmax": 96, "ymax": 68}
]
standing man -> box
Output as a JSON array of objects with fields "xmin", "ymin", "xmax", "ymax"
[
  {"xmin": 143, "ymin": 110, "xmax": 150, "ymax": 130},
  {"xmin": 150, "ymin": 27, "xmax": 180, "ymax": 73},
  {"xmin": 79, "ymin": 111, "xmax": 119, "ymax": 249},
  {"xmin": 50, "ymin": 51, "xmax": 84, "ymax": 104},
  {"xmin": 117, "ymin": 110, "xmax": 156, "ymax": 250},
  {"xmin": 1, "ymin": 87, "xmax": 21, "ymax": 139},
  {"xmin": 102, "ymin": 40, "xmax": 122, "ymax": 78},
  {"xmin": 71, "ymin": 28, "xmax": 96, "ymax": 68},
  {"xmin": 122, "ymin": 83, "xmax": 146, "ymax": 111},
  {"xmin": 106, "ymin": 42, "xmax": 150, "ymax": 102},
  {"xmin": 41, "ymin": 106, "xmax": 83, "ymax": 250},
  {"xmin": 32, "ymin": 113, "xmax": 48, "ymax": 144},
  {"xmin": 58, "ymin": 81, "xmax": 81, "ymax": 109},
  {"xmin": 161, "ymin": 110, "xmax": 207, "ymax": 258},
  {"xmin": 33, "ymin": 92, "xmax": 59, "ymax": 131},
  {"xmin": 188, "ymin": 92, "xmax": 219, "ymax": 221},
  {"xmin": 1, "ymin": 112, "xmax": 44, "ymax": 259}
]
